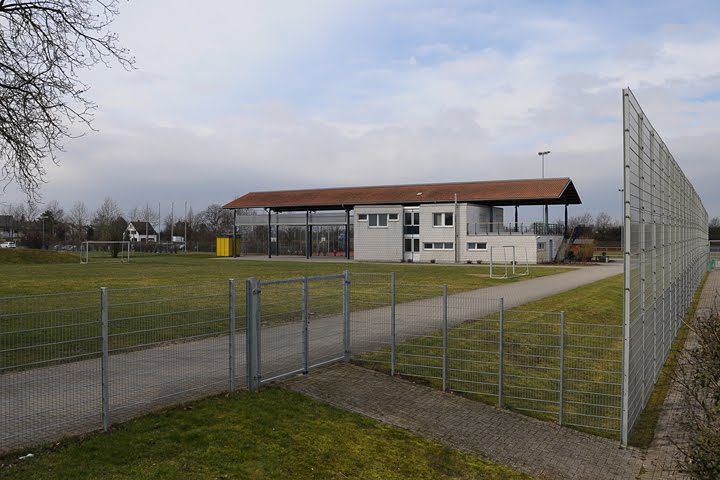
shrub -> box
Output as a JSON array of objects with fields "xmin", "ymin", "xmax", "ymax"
[{"xmin": 677, "ymin": 299, "xmax": 720, "ymax": 479}]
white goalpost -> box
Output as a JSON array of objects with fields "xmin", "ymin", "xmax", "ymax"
[
  {"xmin": 81, "ymin": 241, "xmax": 131, "ymax": 264},
  {"xmin": 489, "ymin": 245, "xmax": 530, "ymax": 279}
]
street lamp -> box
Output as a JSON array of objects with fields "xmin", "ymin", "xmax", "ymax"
[{"xmin": 538, "ymin": 151, "xmax": 551, "ymax": 228}]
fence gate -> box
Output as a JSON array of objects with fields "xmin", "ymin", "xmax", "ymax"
[{"xmin": 246, "ymin": 272, "xmax": 349, "ymax": 389}]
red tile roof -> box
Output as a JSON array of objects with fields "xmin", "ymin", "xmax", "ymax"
[{"xmin": 224, "ymin": 178, "xmax": 581, "ymax": 211}]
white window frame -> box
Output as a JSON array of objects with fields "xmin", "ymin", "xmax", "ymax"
[
  {"xmin": 433, "ymin": 212, "xmax": 454, "ymax": 227},
  {"xmin": 368, "ymin": 213, "xmax": 388, "ymax": 228},
  {"xmin": 388, "ymin": 213, "xmax": 399, "ymax": 221},
  {"xmin": 537, "ymin": 242, "xmax": 546, "ymax": 250},
  {"xmin": 423, "ymin": 242, "xmax": 454, "ymax": 250},
  {"xmin": 358, "ymin": 214, "xmax": 368, "ymax": 221},
  {"xmin": 467, "ymin": 242, "xmax": 487, "ymax": 251}
]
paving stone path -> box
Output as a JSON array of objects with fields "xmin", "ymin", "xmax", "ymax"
[{"xmin": 284, "ymin": 269, "xmax": 720, "ymax": 479}]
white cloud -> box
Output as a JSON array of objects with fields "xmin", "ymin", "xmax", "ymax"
[{"xmin": 3, "ymin": 0, "xmax": 720, "ymax": 224}]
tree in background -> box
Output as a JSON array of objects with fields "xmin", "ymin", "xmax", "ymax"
[
  {"xmin": 201, "ymin": 204, "xmax": 234, "ymax": 236},
  {"xmin": 709, "ymin": 217, "xmax": 720, "ymax": 241},
  {"xmin": 0, "ymin": 0, "xmax": 134, "ymax": 199},
  {"xmin": 92, "ymin": 197, "xmax": 123, "ymax": 241},
  {"xmin": 68, "ymin": 201, "xmax": 89, "ymax": 245}
]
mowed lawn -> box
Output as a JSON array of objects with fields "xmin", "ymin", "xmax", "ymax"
[
  {"xmin": 0, "ymin": 388, "xmax": 530, "ymax": 480},
  {"xmin": 0, "ymin": 250, "xmax": 574, "ymax": 295}
]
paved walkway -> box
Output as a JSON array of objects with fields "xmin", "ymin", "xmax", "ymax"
[
  {"xmin": 638, "ymin": 269, "xmax": 720, "ymax": 479},
  {"xmin": 283, "ymin": 364, "xmax": 644, "ymax": 480},
  {"xmin": 283, "ymin": 269, "xmax": 720, "ymax": 480}
]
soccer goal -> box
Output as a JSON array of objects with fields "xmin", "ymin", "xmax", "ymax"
[
  {"xmin": 81, "ymin": 241, "xmax": 131, "ymax": 264},
  {"xmin": 489, "ymin": 246, "xmax": 529, "ymax": 279}
]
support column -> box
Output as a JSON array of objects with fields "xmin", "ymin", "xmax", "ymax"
[
  {"xmin": 305, "ymin": 211, "xmax": 310, "ymax": 259},
  {"xmin": 564, "ymin": 204, "xmax": 568, "ymax": 237},
  {"xmin": 275, "ymin": 224, "xmax": 280, "ymax": 257},
  {"xmin": 345, "ymin": 208, "xmax": 351, "ymax": 259},
  {"xmin": 267, "ymin": 209, "xmax": 272, "ymax": 258},
  {"xmin": 232, "ymin": 209, "xmax": 237, "ymax": 257},
  {"xmin": 514, "ymin": 206, "xmax": 518, "ymax": 233}
]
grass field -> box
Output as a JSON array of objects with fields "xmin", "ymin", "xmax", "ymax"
[
  {"xmin": 0, "ymin": 388, "xmax": 530, "ymax": 480},
  {"xmin": 356, "ymin": 274, "xmax": 625, "ymax": 438},
  {"xmin": 0, "ymin": 251, "xmax": 574, "ymax": 372},
  {"xmin": 0, "ymin": 250, "xmax": 573, "ymax": 295}
]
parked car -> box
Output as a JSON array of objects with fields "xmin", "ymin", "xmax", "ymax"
[{"xmin": 0, "ymin": 241, "xmax": 17, "ymax": 248}]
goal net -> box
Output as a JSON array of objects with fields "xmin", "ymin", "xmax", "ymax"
[
  {"xmin": 81, "ymin": 241, "xmax": 131, "ymax": 264},
  {"xmin": 489, "ymin": 246, "xmax": 529, "ymax": 279}
]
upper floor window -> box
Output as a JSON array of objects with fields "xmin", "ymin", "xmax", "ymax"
[{"xmin": 433, "ymin": 212, "xmax": 453, "ymax": 227}]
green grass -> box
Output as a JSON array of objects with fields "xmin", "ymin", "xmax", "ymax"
[
  {"xmin": 0, "ymin": 248, "xmax": 79, "ymax": 265},
  {"xmin": 0, "ymin": 254, "xmax": 573, "ymax": 373},
  {"xmin": 0, "ymin": 388, "xmax": 530, "ymax": 480},
  {"xmin": 0, "ymin": 253, "xmax": 573, "ymax": 295},
  {"xmin": 356, "ymin": 274, "xmax": 625, "ymax": 438},
  {"xmin": 627, "ymin": 272, "xmax": 708, "ymax": 448}
]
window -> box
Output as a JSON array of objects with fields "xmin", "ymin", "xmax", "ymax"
[
  {"xmin": 358, "ymin": 214, "xmax": 367, "ymax": 221},
  {"xmin": 423, "ymin": 242, "xmax": 454, "ymax": 250},
  {"xmin": 369, "ymin": 213, "xmax": 388, "ymax": 227},
  {"xmin": 433, "ymin": 212, "xmax": 454, "ymax": 227},
  {"xmin": 389, "ymin": 213, "xmax": 399, "ymax": 221},
  {"xmin": 537, "ymin": 242, "xmax": 546, "ymax": 250},
  {"xmin": 467, "ymin": 242, "xmax": 487, "ymax": 251}
]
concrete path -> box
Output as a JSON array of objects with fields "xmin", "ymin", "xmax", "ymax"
[
  {"xmin": 283, "ymin": 363, "xmax": 644, "ymax": 480},
  {"xmin": 638, "ymin": 269, "xmax": 720, "ymax": 479},
  {"xmin": 283, "ymin": 268, "xmax": 720, "ymax": 480},
  {"xmin": 0, "ymin": 264, "xmax": 621, "ymax": 452}
]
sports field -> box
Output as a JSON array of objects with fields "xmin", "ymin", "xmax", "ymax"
[{"xmin": 0, "ymin": 250, "xmax": 574, "ymax": 295}]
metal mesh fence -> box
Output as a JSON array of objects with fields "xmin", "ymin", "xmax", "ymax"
[
  {"xmin": 622, "ymin": 88, "xmax": 709, "ymax": 444},
  {"xmin": 0, "ymin": 291, "xmax": 101, "ymax": 451},
  {"xmin": 0, "ymin": 282, "xmax": 244, "ymax": 453},
  {"xmin": 351, "ymin": 280, "xmax": 624, "ymax": 436},
  {"xmin": 106, "ymin": 282, "xmax": 239, "ymax": 425}
]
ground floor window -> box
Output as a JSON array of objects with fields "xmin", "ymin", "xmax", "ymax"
[
  {"xmin": 424, "ymin": 242, "xmax": 454, "ymax": 250},
  {"xmin": 537, "ymin": 242, "xmax": 546, "ymax": 250},
  {"xmin": 467, "ymin": 242, "xmax": 487, "ymax": 250}
]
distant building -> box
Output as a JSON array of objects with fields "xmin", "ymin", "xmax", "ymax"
[
  {"xmin": 126, "ymin": 221, "xmax": 158, "ymax": 242},
  {"xmin": 224, "ymin": 178, "xmax": 582, "ymax": 264}
]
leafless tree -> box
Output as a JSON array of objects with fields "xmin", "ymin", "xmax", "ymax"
[
  {"xmin": 594, "ymin": 211, "xmax": 613, "ymax": 233},
  {"xmin": 92, "ymin": 196, "xmax": 123, "ymax": 240},
  {"xmin": 0, "ymin": 0, "xmax": 134, "ymax": 199},
  {"xmin": 201, "ymin": 204, "xmax": 234, "ymax": 235},
  {"xmin": 68, "ymin": 200, "xmax": 89, "ymax": 244},
  {"xmin": 568, "ymin": 212, "xmax": 594, "ymax": 231},
  {"xmin": 44, "ymin": 199, "xmax": 65, "ymax": 223}
]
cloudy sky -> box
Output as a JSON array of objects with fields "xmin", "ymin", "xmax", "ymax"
[{"xmin": 3, "ymin": 0, "xmax": 720, "ymax": 223}]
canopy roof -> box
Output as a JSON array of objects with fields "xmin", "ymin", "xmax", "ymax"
[{"xmin": 224, "ymin": 178, "xmax": 581, "ymax": 212}]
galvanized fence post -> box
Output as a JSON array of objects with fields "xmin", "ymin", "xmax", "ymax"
[
  {"xmin": 303, "ymin": 276, "xmax": 309, "ymax": 374},
  {"xmin": 228, "ymin": 279, "xmax": 236, "ymax": 392},
  {"xmin": 246, "ymin": 278, "xmax": 260, "ymax": 391},
  {"xmin": 343, "ymin": 270, "xmax": 351, "ymax": 361},
  {"xmin": 498, "ymin": 297, "xmax": 504, "ymax": 408},
  {"xmin": 100, "ymin": 287, "xmax": 110, "ymax": 433},
  {"xmin": 390, "ymin": 272, "xmax": 396, "ymax": 376},
  {"xmin": 559, "ymin": 310, "xmax": 565, "ymax": 426},
  {"xmin": 442, "ymin": 284, "xmax": 449, "ymax": 392}
]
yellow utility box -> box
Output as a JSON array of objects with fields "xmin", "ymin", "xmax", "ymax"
[{"xmin": 216, "ymin": 237, "xmax": 240, "ymax": 257}]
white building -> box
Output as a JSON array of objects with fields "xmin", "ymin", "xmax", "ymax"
[
  {"xmin": 125, "ymin": 221, "xmax": 158, "ymax": 243},
  {"xmin": 224, "ymin": 178, "xmax": 581, "ymax": 264}
]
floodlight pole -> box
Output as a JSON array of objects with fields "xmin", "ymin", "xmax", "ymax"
[{"xmin": 538, "ymin": 151, "xmax": 551, "ymax": 229}]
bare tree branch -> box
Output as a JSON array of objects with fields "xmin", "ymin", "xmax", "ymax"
[{"xmin": 0, "ymin": 0, "xmax": 134, "ymax": 200}]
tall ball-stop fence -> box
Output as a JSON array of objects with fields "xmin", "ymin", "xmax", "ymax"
[{"xmin": 621, "ymin": 88, "xmax": 709, "ymax": 445}]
